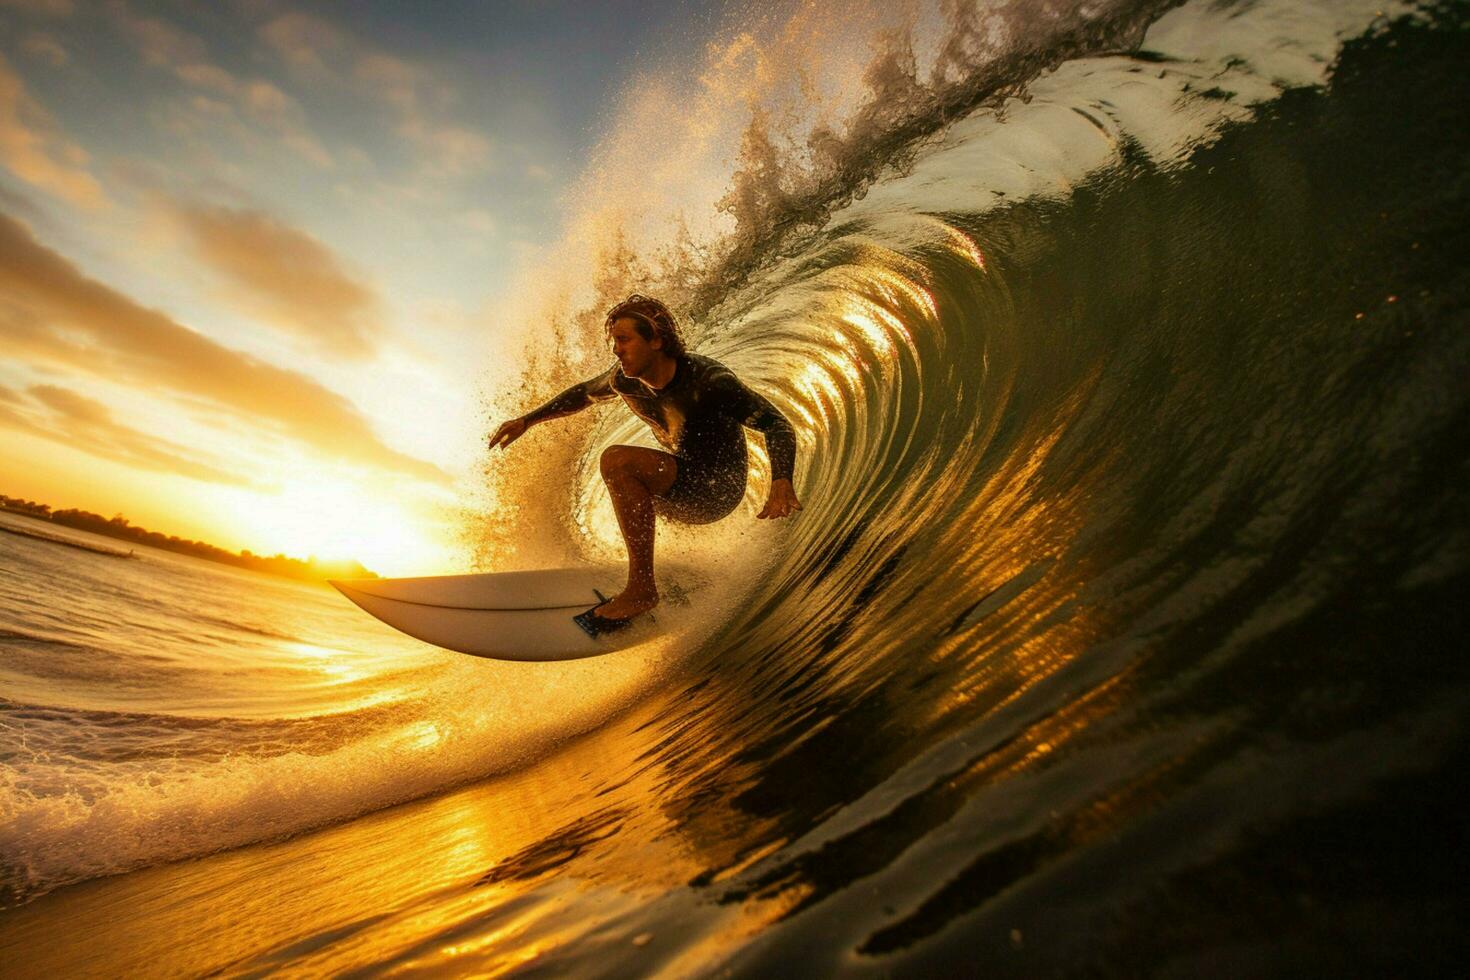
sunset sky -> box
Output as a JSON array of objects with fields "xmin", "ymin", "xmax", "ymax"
[{"xmin": 0, "ymin": 0, "xmax": 716, "ymax": 574}]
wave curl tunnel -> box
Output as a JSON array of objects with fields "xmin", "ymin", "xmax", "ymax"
[{"xmin": 508, "ymin": 4, "xmax": 1470, "ymax": 968}]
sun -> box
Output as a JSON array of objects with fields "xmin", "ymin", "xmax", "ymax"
[{"xmin": 202, "ymin": 475, "xmax": 458, "ymax": 577}]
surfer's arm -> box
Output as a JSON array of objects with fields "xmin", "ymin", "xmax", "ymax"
[
  {"xmin": 524, "ymin": 367, "xmax": 619, "ymax": 424},
  {"xmin": 716, "ymin": 372, "xmax": 802, "ymax": 518},
  {"xmin": 490, "ymin": 367, "xmax": 619, "ymax": 450},
  {"xmin": 731, "ymin": 384, "xmax": 797, "ymax": 484}
]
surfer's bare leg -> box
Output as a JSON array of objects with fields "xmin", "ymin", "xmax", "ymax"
[{"xmin": 598, "ymin": 445, "xmax": 678, "ymax": 620}]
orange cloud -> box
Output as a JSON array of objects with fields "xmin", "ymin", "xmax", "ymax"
[
  {"xmin": 0, "ymin": 212, "xmax": 449, "ymax": 485},
  {"xmin": 0, "ymin": 382, "xmax": 259, "ymax": 487},
  {"xmin": 171, "ymin": 202, "xmax": 383, "ymax": 357},
  {"xmin": 0, "ymin": 51, "xmax": 104, "ymax": 208}
]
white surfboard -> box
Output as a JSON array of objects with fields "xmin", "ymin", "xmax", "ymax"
[{"xmin": 329, "ymin": 565, "xmax": 702, "ymax": 661}]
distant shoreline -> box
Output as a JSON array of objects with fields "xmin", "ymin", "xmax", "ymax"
[
  {"xmin": 0, "ymin": 496, "xmax": 378, "ymax": 581},
  {"xmin": 0, "ymin": 520, "xmax": 138, "ymax": 560}
]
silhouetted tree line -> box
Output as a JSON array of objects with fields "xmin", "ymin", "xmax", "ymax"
[{"xmin": 0, "ymin": 493, "xmax": 377, "ymax": 581}]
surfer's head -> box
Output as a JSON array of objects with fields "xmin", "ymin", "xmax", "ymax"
[{"xmin": 605, "ymin": 294, "xmax": 685, "ymax": 359}]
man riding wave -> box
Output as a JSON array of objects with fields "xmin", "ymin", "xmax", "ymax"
[{"xmin": 489, "ymin": 295, "xmax": 802, "ymax": 634}]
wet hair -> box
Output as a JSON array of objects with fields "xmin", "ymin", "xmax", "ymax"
[{"xmin": 604, "ymin": 294, "xmax": 685, "ymax": 358}]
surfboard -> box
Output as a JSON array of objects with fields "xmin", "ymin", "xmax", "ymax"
[{"xmin": 329, "ymin": 565, "xmax": 702, "ymax": 661}]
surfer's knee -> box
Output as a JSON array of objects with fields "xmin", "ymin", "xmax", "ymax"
[
  {"xmin": 599, "ymin": 445, "xmax": 637, "ymax": 484},
  {"xmin": 601, "ymin": 445, "xmax": 671, "ymax": 494}
]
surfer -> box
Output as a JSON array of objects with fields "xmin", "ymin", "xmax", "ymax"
[{"xmin": 489, "ymin": 295, "xmax": 801, "ymax": 634}]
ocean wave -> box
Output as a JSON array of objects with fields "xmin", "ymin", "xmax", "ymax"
[{"xmin": 4, "ymin": 2, "xmax": 1467, "ymax": 947}]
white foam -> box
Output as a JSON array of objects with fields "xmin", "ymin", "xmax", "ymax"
[{"xmin": 0, "ymin": 649, "xmax": 674, "ymax": 903}]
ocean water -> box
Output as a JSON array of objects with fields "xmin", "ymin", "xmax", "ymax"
[{"xmin": 3, "ymin": 0, "xmax": 1469, "ymax": 975}]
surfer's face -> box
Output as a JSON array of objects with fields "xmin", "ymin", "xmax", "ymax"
[{"xmin": 609, "ymin": 317, "xmax": 661, "ymax": 378}]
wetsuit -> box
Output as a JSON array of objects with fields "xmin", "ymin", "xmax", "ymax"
[{"xmin": 524, "ymin": 353, "xmax": 797, "ymax": 524}]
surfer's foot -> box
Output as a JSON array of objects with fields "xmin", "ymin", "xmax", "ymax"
[
  {"xmin": 595, "ymin": 588, "xmax": 659, "ymax": 622},
  {"xmin": 573, "ymin": 588, "xmax": 658, "ymax": 639}
]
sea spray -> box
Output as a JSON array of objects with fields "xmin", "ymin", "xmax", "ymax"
[{"xmin": 474, "ymin": 0, "xmax": 1184, "ymax": 572}]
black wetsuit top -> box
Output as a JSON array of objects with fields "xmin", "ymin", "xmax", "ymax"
[{"xmin": 524, "ymin": 353, "xmax": 797, "ymax": 524}]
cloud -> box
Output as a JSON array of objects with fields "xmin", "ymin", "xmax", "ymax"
[
  {"xmin": 354, "ymin": 52, "xmax": 422, "ymax": 113},
  {"xmin": 0, "ymin": 212, "xmax": 449, "ymax": 485},
  {"xmin": 258, "ymin": 11, "xmax": 349, "ymax": 75},
  {"xmin": 259, "ymin": 11, "xmax": 489, "ymax": 178},
  {"xmin": 0, "ymin": 383, "xmax": 259, "ymax": 487},
  {"xmin": 107, "ymin": 4, "xmax": 333, "ymax": 168},
  {"xmin": 0, "ymin": 52, "xmax": 104, "ymax": 208},
  {"xmin": 458, "ymin": 208, "xmax": 496, "ymax": 234},
  {"xmin": 233, "ymin": 79, "xmax": 332, "ymax": 167},
  {"xmin": 109, "ymin": 3, "xmax": 207, "ymax": 68},
  {"xmin": 402, "ymin": 122, "xmax": 491, "ymax": 178},
  {"xmin": 21, "ymin": 34, "xmax": 69, "ymax": 68},
  {"xmin": 169, "ymin": 201, "xmax": 384, "ymax": 358}
]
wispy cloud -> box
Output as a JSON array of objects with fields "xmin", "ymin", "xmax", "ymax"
[
  {"xmin": 258, "ymin": 11, "xmax": 347, "ymax": 76},
  {"xmin": 106, "ymin": 3, "xmax": 334, "ymax": 169},
  {"xmin": 108, "ymin": 1, "xmax": 206, "ymax": 68},
  {"xmin": 0, "ymin": 382, "xmax": 259, "ymax": 487},
  {"xmin": 0, "ymin": 212, "xmax": 449, "ymax": 485},
  {"xmin": 0, "ymin": 51, "xmax": 104, "ymax": 208},
  {"xmin": 169, "ymin": 200, "xmax": 384, "ymax": 358},
  {"xmin": 20, "ymin": 33, "xmax": 69, "ymax": 67},
  {"xmin": 259, "ymin": 10, "xmax": 490, "ymax": 178}
]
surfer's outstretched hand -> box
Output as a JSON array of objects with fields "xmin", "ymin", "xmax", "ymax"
[
  {"xmin": 759, "ymin": 478, "xmax": 802, "ymax": 519},
  {"xmin": 489, "ymin": 417, "xmax": 528, "ymax": 451}
]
